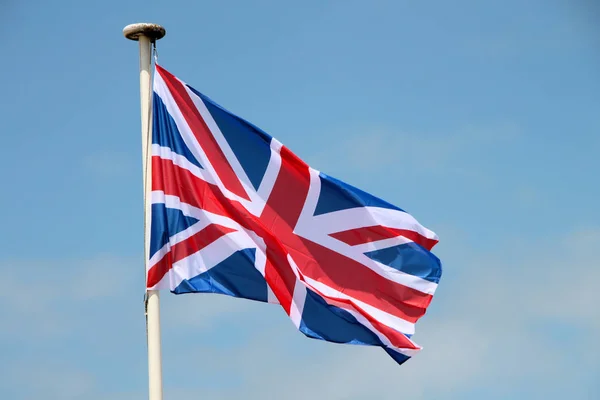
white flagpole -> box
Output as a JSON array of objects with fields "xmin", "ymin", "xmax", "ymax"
[{"xmin": 123, "ymin": 22, "xmax": 166, "ymax": 400}]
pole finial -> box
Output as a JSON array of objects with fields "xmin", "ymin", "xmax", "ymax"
[{"xmin": 123, "ymin": 23, "xmax": 166, "ymax": 41}]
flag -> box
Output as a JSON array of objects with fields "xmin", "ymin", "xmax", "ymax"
[{"xmin": 148, "ymin": 64, "xmax": 442, "ymax": 364}]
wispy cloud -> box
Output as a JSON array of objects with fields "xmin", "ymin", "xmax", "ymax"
[
  {"xmin": 0, "ymin": 255, "xmax": 140, "ymax": 339},
  {"xmin": 162, "ymin": 290, "xmax": 262, "ymax": 330},
  {"xmin": 0, "ymin": 361, "xmax": 96, "ymax": 400},
  {"xmin": 0, "ymin": 228, "xmax": 597, "ymax": 399},
  {"xmin": 153, "ymin": 226, "xmax": 600, "ymax": 399},
  {"xmin": 82, "ymin": 151, "xmax": 138, "ymax": 179},
  {"xmin": 306, "ymin": 122, "xmax": 522, "ymax": 182}
]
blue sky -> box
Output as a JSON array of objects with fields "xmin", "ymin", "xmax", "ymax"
[{"xmin": 1, "ymin": 0, "xmax": 599, "ymax": 399}]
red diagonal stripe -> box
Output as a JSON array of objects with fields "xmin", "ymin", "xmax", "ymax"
[
  {"xmin": 304, "ymin": 281, "xmax": 419, "ymax": 350},
  {"xmin": 147, "ymin": 252, "xmax": 173, "ymax": 289},
  {"xmin": 330, "ymin": 226, "xmax": 439, "ymax": 251},
  {"xmin": 294, "ymin": 239, "xmax": 431, "ymax": 323},
  {"xmin": 147, "ymin": 224, "xmax": 237, "ymax": 288},
  {"xmin": 152, "ymin": 156, "xmax": 232, "ymax": 217},
  {"xmin": 258, "ymin": 147, "xmax": 432, "ymax": 323},
  {"xmin": 156, "ymin": 65, "xmax": 250, "ymax": 201},
  {"xmin": 171, "ymin": 224, "xmax": 238, "ymax": 263},
  {"xmin": 152, "ymin": 155, "xmax": 298, "ymax": 311},
  {"xmin": 152, "ymin": 153, "xmax": 431, "ymax": 323}
]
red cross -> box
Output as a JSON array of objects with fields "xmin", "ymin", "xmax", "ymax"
[{"xmin": 148, "ymin": 66, "xmax": 433, "ymax": 350}]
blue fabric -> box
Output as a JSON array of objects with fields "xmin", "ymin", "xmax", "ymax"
[
  {"xmin": 150, "ymin": 66, "xmax": 442, "ymax": 366},
  {"xmin": 364, "ymin": 242, "xmax": 442, "ymax": 283},
  {"xmin": 314, "ymin": 172, "xmax": 405, "ymax": 216},
  {"xmin": 173, "ymin": 248, "xmax": 268, "ymax": 303},
  {"xmin": 187, "ymin": 86, "xmax": 272, "ymax": 190},
  {"xmin": 299, "ymin": 289, "xmax": 411, "ymax": 365},
  {"xmin": 152, "ymin": 92, "xmax": 203, "ymax": 169},
  {"xmin": 149, "ymin": 203, "xmax": 199, "ymax": 259}
]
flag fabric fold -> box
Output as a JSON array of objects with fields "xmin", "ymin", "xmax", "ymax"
[{"xmin": 147, "ymin": 64, "xmax": 442, "ymax": 364}]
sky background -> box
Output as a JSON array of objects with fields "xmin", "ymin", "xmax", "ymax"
[{"xmin": 1, "ymin": 0, "xmax": 599, "ymax": 399}]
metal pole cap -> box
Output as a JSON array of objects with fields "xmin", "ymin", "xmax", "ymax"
[{"xmin": 123, "ymin": 23, "xmax": 166, "ymax": 41}]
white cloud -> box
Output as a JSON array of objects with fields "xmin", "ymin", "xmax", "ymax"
[
  {"xmin": 0, "ymin": 272, "xmax": 69, "ymax": 338},
  {"xmin": 82, "ymin": 151, "xmax": 137, "ymax": 179},
  {"xmin": 0, "ymin": 360, "xmax": 96, "ymax": 400},
  {"xmin": 0, "ymin": 228, "xmax": 597, "ymax": 399},
  {"xmin": 152, "ymin": 226, "xmax": 600, "ymax": 399},
  {"xmin": 69, "ymin": 255, "xmax": 142, "ymax": 300},
  {"xmin": 0, "ymin": 255, "xmax": 139, "ymax": 339},
  {"xmin": 162, "ymin": 291, "xmax": 260, "ymax": 329},
  {"xmin": 305, "ymin": 122, "xmax": 521, "ymax": 184}
]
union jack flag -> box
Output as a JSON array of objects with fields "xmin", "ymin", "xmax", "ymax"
[{"xmin": 148, "ymin": 64, "xmax": 442, "ymax": 364}]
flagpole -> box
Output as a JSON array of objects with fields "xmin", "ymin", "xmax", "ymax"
[{"xmin": 123, "ymin": 22, "xmax": 166, "ymax": 400}]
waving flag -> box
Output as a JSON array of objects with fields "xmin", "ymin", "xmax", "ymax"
[{"xmin": 148, "ymin": 64, "xmax": 442, "ymax": 364}]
